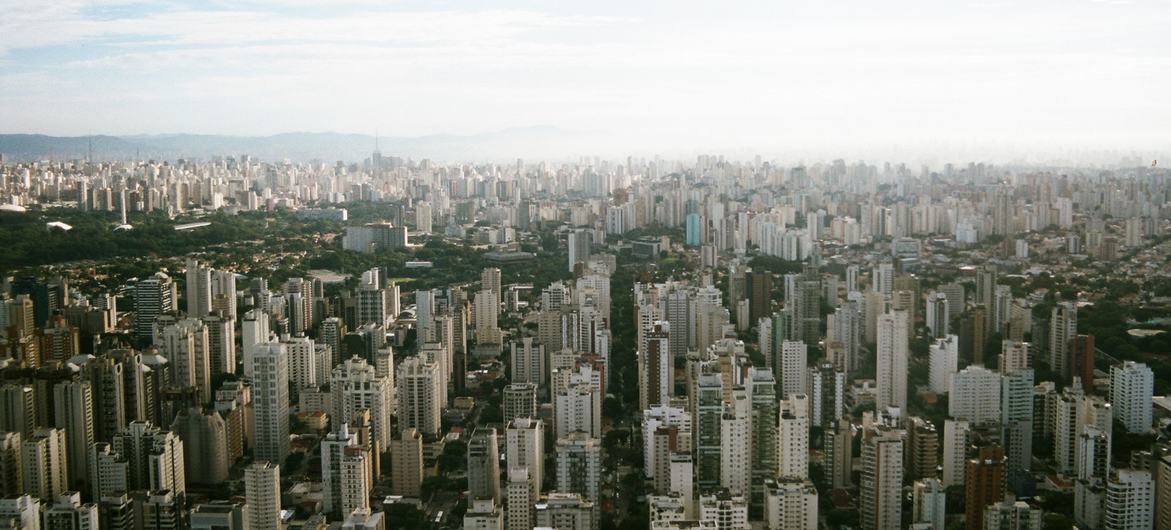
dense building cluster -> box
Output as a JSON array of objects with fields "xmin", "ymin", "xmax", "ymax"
[{"xmin": 0, "ymin": 153, "xmax": 1170, "ymax": 530}]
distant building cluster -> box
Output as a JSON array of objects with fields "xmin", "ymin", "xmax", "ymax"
[{"xmin": 0, "ymin": 153, "xmax": 1168, "ymax": 530}]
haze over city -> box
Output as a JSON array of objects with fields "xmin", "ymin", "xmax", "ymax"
[{"xmin": 2, "ymin": 0, "xmax": 1170, "ymax": 162}]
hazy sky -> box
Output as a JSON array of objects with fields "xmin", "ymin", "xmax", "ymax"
[{"xmin": 1, "ymin": 0, "xmax": 1168, "ymax": 157}]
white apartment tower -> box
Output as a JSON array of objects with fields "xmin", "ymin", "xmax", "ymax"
[
  {"xmin": 860, "ymin": 426, "xmax": 904, "ymax": 530},
  {"xmin": 245, "ymin": 462, "xmax": 281, "ymax": 530},
  {"xmin": 332, "ymin": 356, "xmax": 394, "ymax": 451},
  {"xmin": 876, "ymin": 310, "xmax": 909, "ymax": 412},
  {"xmin": 1111, "ymin": 361, "xmax": 1154, "ymax": 434},
  {"xmin": 949, "ymin": 365, "xmax": 1002, "ymax": 424},
  {"xmin": 779, "ymin": 340, "xmax": 808, "ymax": 398},
  {"xmin": 397, "ymin": 356, "xmax": 442, "ymax": 438},
  {"xmin": 928, "ymin": 335, "xmax": 958, "ymax": 395},
  {"xmin": 250, "ymin": 341, "xmax": 290, "ymax": 464},
  {"xmin": 777, "ymin": 394, "xmax": 809, "ymax": 480},
  {"xmin": 764, "ymin": 478, "xmax": 818, "ymax": 530}
]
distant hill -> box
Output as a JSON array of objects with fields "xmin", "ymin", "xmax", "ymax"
[{"xmin": 0, "ymin": 126, "xmax": 581, "ymax": 163}]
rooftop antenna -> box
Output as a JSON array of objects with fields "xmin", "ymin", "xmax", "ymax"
[{"xmin": 87, "ymin": 136, "xmax": 93, "ymax": 164}]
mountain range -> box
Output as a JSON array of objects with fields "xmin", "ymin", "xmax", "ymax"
[{"xmin": 0, "ymin": 126, "xmax": 585, "ymax": 163}]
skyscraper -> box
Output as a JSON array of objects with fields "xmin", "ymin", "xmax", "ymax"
[
  {"xmin": 941, "ymin": 419, "xmax": 970, "ymax": 487},
  {"xmin": 169, "ymin": 407, "xmax": 230, "ymax": 485},
  {"xmin": 949, "ymin": 365, "xmax": 1002, "ymax": 425},
  {"xmin": 250, "ymin": 341, "xmax": 290, "ymax": 464},
  {"xmin": 1104, "ymin": 469, "xmax": 1154, "ymax": 530},
  {"xmin": 111, "ymin": 421, "xmax": 186, "ymax": 498},
  {"xmin": 1049, "ymin": 302, "xmax": 1077, "ymax": 379},
  {"xmin": 186, "ymin": 258, "xmax": 213, "ymax": 318},
  {"xmin": 1111, "ymin": 361, "xmax": 1154, "ymax": 434},
  {"xmin": 52, "ymin": 380, "xmax": 95, "ymax": 489},
  {"xmin": 1002, "ymin": 368, "xmax": 1035, "ymax": 494},
  {"xmin": 245, "ymin": 461, "xmax": 281, "ymax": 530},
  {"xmin": 506, "ymin": 418, "xmax": 544, "ymax": 500},
  {"xmin": 503, "ymin": 382, "xmax": 537, "ymax": 422},
  {"xmin": 468, "ymin": 428, "xmax": 502, "ymax": 505},
  {"xmin": 928, "ymin": 335, "xmax": 958, "ymax": 395},
  {"xmin": 555, "ymin": 432, "xmax": 602, "ymax": 526},
  {"xmin": 397, "ymin": 356, "xmax": 442, "ymax": 438},
  {"xmin": 322, "ymin": 423, "xmax": 359, "ymax": 518},
  {"xmin": 925, "ymin": 291, "xmax": 949, "ymax": 338},
  {"xmin": 965, "ymin": 446, "xmax": 1007, "ymax": 530},
  {"xmin": 778, "ymin": 340, "xmax": 808, "ymax": 398},
  {"xmin": 777, "ymin": 393, "xmax": 809, "ymax": 480},
  {"xmin": 748, "ymin": 368, "xmax": 778, "ymax": 513},
  {"xmin": 390, "ymin": 428, "xmax": 423, "ymax": 498},
  {"xmin": 860, "ymin": 426, "xmax": 904, "ymax": 530},
  {"xmin": 22, "ymin": 427, "xmax": 68, "ymax": 501},
  {"xmin": 876, "ymin": 310, "xmax": 909, "ymax": 412},
  {"xmin": 134, "ymin": 272, "xmax": 175, "ymax": 337},
  {"xmin": 332, "ymin": 356, "xmax": 394, "ymax": 453},
  {"xmin": 696, "ymin": 374, "xmax": 723, "ymax": 489},
  {"xmin": 568, "ymin": 229, "xmax": 592, "ymax": 272}
]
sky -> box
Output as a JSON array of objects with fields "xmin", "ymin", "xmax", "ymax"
[{"xmin": 0, "ymin": 0, "xmax": 1168, "ymax": 159}]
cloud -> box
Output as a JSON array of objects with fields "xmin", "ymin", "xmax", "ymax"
[{"xmin": 0, "ymin": 0, "xmax": 1168, "ymax": 156}]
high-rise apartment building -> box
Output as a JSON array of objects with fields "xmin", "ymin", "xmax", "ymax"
[
  {"xmin": 876, "ymin": 310, "xmax": 909, "ymax": 412},
  {"xmin": 134, "ymin": 272, "xmax": 175, "ymax": 337},
  {"xmin": 949, "ymin": 365, "xmax": 1002, "ymax": 424},
  {"xmin": 245, "ymin": 461, "xmax": 281, "ymax": 530},
  {"xmin": 860, "ymin": 426, "xmax": 904, "ymax": 530},
  {"xmin": 52, "ymin": 380, "xmax": 95, "ymax": 489},
  {"xmin": 1112, "ymin": 361, "xmax": 1154, "ymax": 434},
  {"xmin": 390, "ymin": 428, "xmax": 423, "ymax": 498},
  {"xmin": 468, "ymin": 428, "xmax": 502, "ymax": 505},
  {"xmin": 250, "ymin": 341, "xmax": 290, "ymax": 464},
  {"xmin": 22, "ymin": 427, "xmax": 68, "ymax": 500},
  {"xmin": 397, "ymin": 357, "xmax": 442, "ymax": 438},
  {"xmin": 965, "ymin": 446, "xmax": 1007, "ymax": 530}
]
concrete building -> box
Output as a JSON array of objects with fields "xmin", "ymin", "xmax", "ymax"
[
  {"xmin": 1111, "ymin": 361, "xmax": 1154, "ymax": 434},
  {"xmin": 41, "ymin": 492, "xmax": 99, "ymax": 530},
  {"xmin": 397, "ymin": 357, "xmax": 442, "ymax": 438},
  {"xmin": 190, "ymin": 501, "xmax": 248, "ymax": 530},
  {"xmin": 983, "ymin": 501, "xmax": 1043, "ymax": 530},
  {"xmin": 912, "ymin": 478, "xmax": 946, "ymax": 530},
  {"xmin": 169, "ymin": 407, "xmax": 230, "ymax": 484},
  {"xmin": 1104, "ymin": 469, "xmax": 1154, "ymax": 530},
  {"xmin": 463, "ymin": 498, "xmax": 503, "ymax": 530},
  {"xmin": 556, "ymin": 432, "xmax": 602, "ymax": 514},
  {"xmin": 860, "ymin": 426, "xmax": 904, "ymax": 530},
  {"xmin": 111, "ymin": 421, "xmax": 186, "ymax": 498},
  {"xmin": 876, "ymin": 310, "xmax": 909, "ymax": 412},
  {"xmin": 245, "ymin": 461, "xmax": 281, "ymax": 530},
  {"xmin": 764, "ymin": 478, "xmax": 818, "ymax": 530},
  {"xmin": 506, "ymin": 418, "xmax": 544, "ymax": 499},
  {"xmin": 928, "ymin": 335, "xmax": 958, "ymax": 395},
  {"xmin": 965, "ymin": 446, "xmax": 1007, "ymax": 530},
  {"xmin": 698, "ymin": 491, "xmax": 749, "ymax": 530},
  {"xmin": 322, "ymin": 424, "xmax": 360, "ymax": 518},
  {"xmin": 390, "ymin": 428, "xmax": 424, "ymax": 498},
  {"xmin": 777, "ymin": 394, "xmax": 809, "ymax": 480},
  {"xmin": 52, "ymin": 380, "xmax": 95, "ymax": 489},
  {"xmin": 23, "ymin": 427, "xmax": 68, "ymax": 500},
  {"xmin": 332, "ymin": 356, "xmax": 394, "ymax": 452},
  {"xmin": 468, "ymin": 428, "xmax": 502, "ymax": 505},
  {"xmin": 941, "ymin": 418, "xmax": 969, "ymax": 484},
  {"xmin": 250, "ymin": 341, "xmax": 290, "ymax": 464},
  {"xmin": 949, "ymin": 365, "xmax": 1002, "ymax": 425}
]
